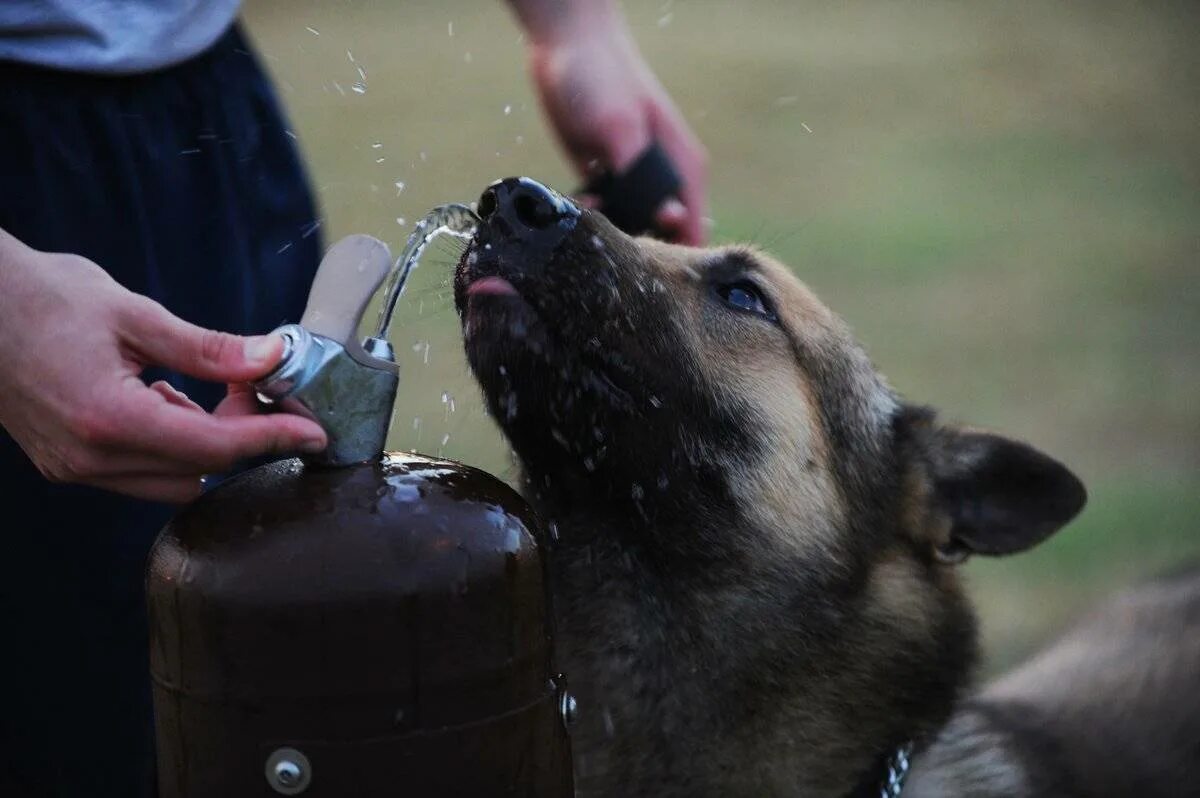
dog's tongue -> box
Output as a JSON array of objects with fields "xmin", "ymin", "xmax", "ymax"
[{"xmin": 468, "ymin": 276, "xmax": 518, "ymax": 296}]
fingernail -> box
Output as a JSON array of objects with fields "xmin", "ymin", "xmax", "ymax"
[
  {"xmin": 244, "ymin": 335, "xmax": 279, "ymax": 366},
  {"xmin": 300, "ymin": 437, "xmax": 327, "ymax": 454},
  {"xmin": 659, "ymin": 198, "xmax": 687, "ymax": 219}
]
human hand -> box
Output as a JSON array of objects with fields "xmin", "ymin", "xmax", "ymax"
[
  {"xmin": 0, "ymin": 231, "xmax": 327, "ymax": 503},
  {"xmin": 520, "ymin": 2, "xmax": 709, "ymax": 244}
]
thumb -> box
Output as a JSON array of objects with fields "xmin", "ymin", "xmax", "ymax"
[{"xmin": 119, "ymin": 297, "xmax": 285, "ymax": 383}]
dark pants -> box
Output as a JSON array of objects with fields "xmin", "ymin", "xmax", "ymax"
[{"xmin": 0, "ymin": 25, "xmax": 321, "ymax": 796}]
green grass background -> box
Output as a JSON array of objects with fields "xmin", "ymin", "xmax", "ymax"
[{"xmin": 243, "ymin": 0, "xmax": 1199, "ymax": 674}]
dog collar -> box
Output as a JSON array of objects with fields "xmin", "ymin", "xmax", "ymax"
[{"xmin": 846, "ymin": 742, "xmax": 913, "ymax": 798}]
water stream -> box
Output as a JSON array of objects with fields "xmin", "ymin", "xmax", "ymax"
[{"xmin": 374, "ymin": 203, "xmax": 479, "ymax": 340}]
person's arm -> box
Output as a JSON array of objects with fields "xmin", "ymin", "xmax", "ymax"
[
  {"xmin": 0, "ymin": 227, "xmax": 327, "ymax": 503},
  {"xmin": 507, "ymin": 0, "xmax": 709, "ymax": 245}
]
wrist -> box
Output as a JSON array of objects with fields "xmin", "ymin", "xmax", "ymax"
[
  {"xmin": 510, "ymin": 0, "xmax": 625, "ymax": 48},
  {"xmin": 0, "ymin": 228, "xmax": 34, "ymax": 306}
]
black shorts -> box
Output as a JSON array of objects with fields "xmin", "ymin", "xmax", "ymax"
[{"xmin": 0, "ymin": 24, "xmax": 320, "ymax": 796}]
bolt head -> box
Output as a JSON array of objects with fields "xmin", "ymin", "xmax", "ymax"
[
  {"xmin": 275, "ymin": 761, "xmax": 301, "ymax": 786},
  {"xmin": 265, "ymin": 747, "xmax": 311, "ymax": 795},
  {"xmin": 560, "ymin": 691, "xmax": 579, "ymax": 729}
]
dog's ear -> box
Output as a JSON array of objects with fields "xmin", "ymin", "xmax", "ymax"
[{"xmin": 897, "ymin": 407, "xmax": 1087, "ymax": 562}]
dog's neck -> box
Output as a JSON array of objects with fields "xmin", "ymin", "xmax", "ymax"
[{"xmin": 530, "ymin": 497, "xmax": 967, "ymax": 797}]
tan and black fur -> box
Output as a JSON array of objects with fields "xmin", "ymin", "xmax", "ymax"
[{"xmin": 454, "ymin": 186, "xmax": 1199, "ymax": 797}]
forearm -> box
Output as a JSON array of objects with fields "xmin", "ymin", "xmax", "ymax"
[{"xmin": 504, "ymin": 0, "xmax": 625, "ymax": 45}]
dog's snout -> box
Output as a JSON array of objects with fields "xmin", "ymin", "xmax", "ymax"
[{"xmin": 478, "ymin": 177, "xmax": 579, "ymax": 248}]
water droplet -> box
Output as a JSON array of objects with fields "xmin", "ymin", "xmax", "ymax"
[
  {"xmin": 464, "ymin": 51, "xmax": 472, "ymax": 63},
  {"xmin": 631, "ymin": 483, "xmax": 644, "ymax": 500},
  {"xmin": 305, "ymin": 26, "xmax": 320, "ymax": 36},
  {"xmin": 448, "ymin": 21, "xmax": 454, "ymax": 36},
  {"xmin": 657, "ymin": 13, "xmax": 673, "ymax": 27},
  {"xmin": 503, "ymin": 104, "xmax": 512, "ymax": 115},
  {"xmin": 396, "ymin": 217, "xmax": 406, "ymax": 226},
  {"xmin": 372, "ymin": 142, "xmax": 383, "ymax": 149},
  {"xmin": 394, "ymin": 180, "xmax": 406, "ymax": 195},
  {"xmin": 352, "ymin": 82, "xmax": 367, "ymax": 95},
  {"xmin": 649, "ymin": 395, "xmax": 662, "ymax": 408}
]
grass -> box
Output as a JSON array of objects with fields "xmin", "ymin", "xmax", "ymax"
[{"xmin": 243, "ymin": 0, "xmax": 1200, "ymax": 673}]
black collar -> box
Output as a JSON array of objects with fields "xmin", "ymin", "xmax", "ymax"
[{"xmin": 845, "ymin": 743, "xmax": 913, "ymax": 798}]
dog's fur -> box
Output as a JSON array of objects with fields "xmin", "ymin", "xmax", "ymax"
[{"xmin": 454, "ymin": 195, "xmax": 1200, "ymax": 797}]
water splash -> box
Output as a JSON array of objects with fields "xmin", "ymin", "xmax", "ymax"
[{"xmin": 375, "ymin": 204, "xmax": 479, "ymax": 339}]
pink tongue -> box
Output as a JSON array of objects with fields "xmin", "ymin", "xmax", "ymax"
[{"xmin": 468, "ymin": 276, "xmax": 518, "ymax": 296}]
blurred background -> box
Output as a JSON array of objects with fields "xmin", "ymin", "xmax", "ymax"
[{"xmin": 242, "ymin": 0, "xmax": 1199, "ymax": 673}]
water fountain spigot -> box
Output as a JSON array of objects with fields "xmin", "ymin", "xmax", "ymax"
[{"xmin": 254, "ymin": 235, "xmax": 398, "ymax": 467}]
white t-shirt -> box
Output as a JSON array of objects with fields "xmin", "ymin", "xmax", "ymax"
[{"xmin": 0, "ymin": 0, "xmax": 242, "ymax": 74}]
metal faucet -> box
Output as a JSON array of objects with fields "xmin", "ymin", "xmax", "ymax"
[{"xmin": 253, "ymin": 235, "xmax": 399, "ymax": 467}]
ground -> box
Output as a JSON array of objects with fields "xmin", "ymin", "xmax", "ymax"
[{"xmin": 244, "ymin": 0, "xmax": 1199, "ymax": 673}]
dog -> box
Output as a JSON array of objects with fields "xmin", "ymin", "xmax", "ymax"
[{"xmin": 453, "ymin": 178, "xmax": 1200, "ymax": 797}]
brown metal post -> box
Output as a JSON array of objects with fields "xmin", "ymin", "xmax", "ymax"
[{"xmin": 146, "ymin": 454, "xmax": 574, "ymax": 797}]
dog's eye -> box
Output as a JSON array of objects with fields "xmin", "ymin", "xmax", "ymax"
[{"xmin": 715, "ymin": 280, "xmax": 775, "ymax": 320}]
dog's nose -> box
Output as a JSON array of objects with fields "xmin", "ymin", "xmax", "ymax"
[{"xmin": 477, "ymin": 177, "xmax": 579, "ymax": 247}]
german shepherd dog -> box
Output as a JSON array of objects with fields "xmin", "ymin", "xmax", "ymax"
[{"xmin": 453, "ymin": 178, "xmax": 1200, "ymax": 797}]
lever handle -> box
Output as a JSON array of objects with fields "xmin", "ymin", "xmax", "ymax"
[{"xmin": 300, "ymin": 235, "xmax": 392, "ymax": 348}]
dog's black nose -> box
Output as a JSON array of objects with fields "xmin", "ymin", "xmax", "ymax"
[{"xmin": 477, "ymin": 178, "xmax": 579, "ymax": 247}]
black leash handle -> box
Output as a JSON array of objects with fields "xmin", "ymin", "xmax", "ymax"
[{"xmin": 580, "ymin": 141, "xmax": 682, "ymax": 238}]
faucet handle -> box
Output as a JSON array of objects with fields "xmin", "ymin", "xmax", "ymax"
[{"xmin": 300, "ymin": 235, "xmax": 393, "ymax": 357}]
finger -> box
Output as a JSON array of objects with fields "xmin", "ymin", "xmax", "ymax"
[
  {"xmin": 87, "ymin": 474, "xmax": 204, "ymax": 504},
  {"xmin": 118, "ymin": 297, "xmax": 285, "ymax": 383},
  {"xmin": 84, "ymin": 451, "xmax": 207, "ymax": 477},
  {"xmin": 573, "ymin": 193, "xmax": 601, "ymax": 210},
  {"xmin": 649, "ymin": 102, "xmax": 709, "ymax": 245},
  {"xmin": 148, "ymin": 380, "xmax": 206, "ymax": 413},
  {"xmin": 117, "ymin": 391, "xmax": 327, "ymax": 470},
  {"xmin": 213, "ymin": 389, "xmax": 262, "ymax": 418},
  {"xmin": 654, "ymin": 198, "xmax": 689, "ymax": 241},
  {"xmin": 592, "ymin": 111, "xmax": 652, "ymax": 175},
  {"xmin": 676, "ymin": 178, "xmax": 710, "ymax": 246}
]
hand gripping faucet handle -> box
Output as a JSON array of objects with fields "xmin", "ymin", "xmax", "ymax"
[{"xmin": 254, "ymin": 235, "xmax": 400, "ymax": 467}]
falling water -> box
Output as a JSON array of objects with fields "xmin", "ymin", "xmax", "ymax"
[{"xmin": 374, "ymin": 203, "xmax": 479, "ymax": 340}]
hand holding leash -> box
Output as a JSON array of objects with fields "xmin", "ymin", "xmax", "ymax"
[{"xmin": 519, "ymin": 0, "xmax": 709, "ymax": 244}]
